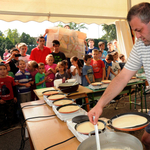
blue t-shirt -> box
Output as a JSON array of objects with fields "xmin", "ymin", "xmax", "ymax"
[
  {"xmin": 44, "ymin": 35, "xmax": 47, "ymax": 41},
  {"xmin": 87, "ymin": 47, "xmax": 98, "ymax": 54},
  {"xmin": 82, "ymin": 65, "xmax": 94, "ymax": 86},
  {"xmin": 102, "ymin": 59, "xmax": 112, "ymax": 76},
  {"xmin": 101, "ymin": 50, "xmax": 107, "ymax": 60}
]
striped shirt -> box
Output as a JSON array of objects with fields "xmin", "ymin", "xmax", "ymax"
[
  {"xmin": 15, "ymin": 70, "xmax": 32, "ymax": 94},
  {"xmin": 125, "ymin": 39, "xmax": 150, "ymax": 85}
]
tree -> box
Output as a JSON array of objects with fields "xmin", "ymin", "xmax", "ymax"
[
  {"xmin": 5, "ymin": 29, "xmax": 20, "ymax": 45},
  {"xmin": 101, "ymin": 24, "xmax": 117, "ymax": 42},
  {"xmin": 58, "ymin": 22, "xmax": 87, "ymax": 31},
  {"xmin": 19, "ymin": 32, "xmax": 36, "ymax": 45}
]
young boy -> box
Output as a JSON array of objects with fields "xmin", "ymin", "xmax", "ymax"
[
  {"xmin": 51, "ymin": 40, "xmax": 66, "ymax": 64},
  {"xmin": 98, "ymin": 41, "xmax": 107, "ymax": 59},
  {"xmin": 5, "ymin": 62, "xmax": 15, "ymax": 78},
  {"xmin": 29, "ymin": 36, "xmax": 51, "ymax": 64},
  {"xmin": 18, "ymin": 43, "xmax": 30, "ymax": 68},
  {"xmin": 87, "ymin": 39, "xmax": 98, "ymax": 55},
  {"xmin": 103, "ymin": 54, "xmax": 113, "ymax": 80},
  {"xmin": 90, "ymin": 49, "xmax": 105, "ymax": 82},
  {"xmin": 110, "ymin": 52, "xmax": 121, "ymax": 80},
  {"xmin": 0, "ymin": 63, "xmax": 17, "ymax": 130},
  {"xmin": 119, "ymin": 54, "xmax": 126, "ymax": 70},
  {"xmin": 15, "ymin": 60, "xmax": 32, "ymax": 103},
  {"xmin": 7, "ymin": 48, "xmax": 20, "ymax": 75},
  {"xmin": 35, "ymin": 63, "xmax": 47, "ymax": 89},
  {"xmin": 107, "ymin": 42, "xmax": 115, "ymax": 54},
  {"xmin": 82, "ymin": 54, "xmax": 95, "ymax": 86}
]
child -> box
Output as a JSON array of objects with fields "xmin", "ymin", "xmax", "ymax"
[
  {"xmin": 98, "ymin": 41, "xmax": 107, "ymax": 59},
  {"xmin": 110, "ymin": 52, "xmax": 121, "ymax": 80},
  {"xmin": 51, "ymin": 40, "xmax": 66, "ymax": 64},
  {"xmin": 0, "ymin": 63, "xmax": 17, "ymax": 130},
  {"xmin": 82, "ymin": 54, "xmax": 95, "ymax": 86},
  {"xmin": 15, "ymin": 60, "xmax": 32, "ymax": 103},
  {"xmin": 27, "ymin": 60, "xmax": 38, "ymax": 100},
  {"xmin": 87, "ymin": 39, "xmax": 98, "ymax": 55},
  {"xmin": 18, "ymin": 43, "xmax": 30, "ymax": 68},
  {"xmin": 55, "ymin": 61, "xmax": 69, "ymax": 82},
  {"xmin": 45, "ymin": 54, "xmax": 57, "ymax": 87},
  {"xmin": 107, "ymin": 42, "xmax": 115, "ymax": 54},
  {"xmin": 70, "ymin": 56, "xmax": 83, "ymax": 84},
  {"xmin": 7, "ymin": 48, "xmax": 20, "ymax": 75},
  {"xmin": 90, "ymin": 49, "xmax": 105, "ymax": 82},
  {"xmin": 5, "ymin": 62, "xmax": 15, "ymax": 78},
  {"xmin": 103, "ymin": 54, "xmax": 113, "ymax": 80},
  {"xmin": 119, "ymin": 54, "xmax": 126, "ymax": 70},
  {"xmin": 35, "ymin": 63, "xmax": 47, "ymax": 89},
  {"xmin": 62, "ymin": 59, "xmax": 71, "ymax": 78}
]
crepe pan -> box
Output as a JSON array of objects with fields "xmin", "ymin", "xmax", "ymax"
[
  {"xmin": 47, "ymin": 93, "xmax": 66, "ymax": 101},
  {"xmin": 42, "ymin": 90, "xmax": 59, "ymax": 96},
  {"xmin": 56, "ymin": 101, "xmax": 93, "ymax": 114},
  {"xmin": 108, "ymin": 112, "xmax": 150, "ymax": 131},
  {"xmin": 74, "ymin": 119, "xmax": 106, "ymax": 135},
  {"xmin": 52, "ymin": 98, "xmax": 75, "ymax": 106}
]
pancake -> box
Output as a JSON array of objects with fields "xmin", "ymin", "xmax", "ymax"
[
  {"xmin": 91, "ymin": 82, "xmax": 102, "ymax": 86},
  {"xmin": 53, "ymin": 100, "xmax": 73, "ymax": 106},
  {"xmin": 43, "ymin": 91, "xmax": 59, "ymax": 96},
  {"xmin": 48, "ymin": 94, "xmax": 66, "ymax": 100},
  {"xmin": 58, "ymin": 105, "xmax": 80, "ymax": 113},
  {"xmin": 112, "ymin": 114, "xmax": 147, "ymax": 128},
  {"xmin": 101, "ymin": 80, "xmax": 111, "ymax": 84},
  {"xmin": 76, "ymin": 121, "xmax": 105, "ymax": 134}
]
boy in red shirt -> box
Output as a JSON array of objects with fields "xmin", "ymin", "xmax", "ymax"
[
  {"xmin": 30, "ymin": 36, "xmax": 51, "ymax": 64},
  {"xmin": 90, "ymin": 49, "xmax": 105, "ymax": 82},
  {"xmin": 0, "ymin": 63, "xmax": 17, "ymax": 130}
]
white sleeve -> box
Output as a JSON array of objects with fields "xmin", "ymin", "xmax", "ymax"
[{"xmin": 70, "ymin": 66, "xmax": 76, "ymax": 72}]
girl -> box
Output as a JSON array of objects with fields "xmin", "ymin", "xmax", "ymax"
[
  {"xmin": 45, "ymin": 54, "xmax": 57, "ymax": 87},
  {"xmin": 110, "ymin": 52, "xmax": 121, "ymax": 80},
  {"xmin": 55, "ymin": 61, "xmax": 69, "ymax": 82},
  {"xmin": 27, "ymin": 60, "xmax": 38, "ymax": 100},
  {"xmin": 70, "ymin": 56, "xmax": 83, "ymax": 84}
]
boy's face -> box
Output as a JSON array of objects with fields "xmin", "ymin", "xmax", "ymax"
[
  {"xmin": 121, "ymin": 56, "xmax": 125, "ymax": 62},
  {"xmin": 99, "ymin": 44, "xmax": 105, "ymax": 50},
  {"xmin": 88, "ymin": 41, "xmax": 94, "ymax": 47},
  {"xmin": 38, "ymin": 65, "xmax": 45, "ymax": 74},
  {"xmin": 18, "ymin": 61, "xmax": 26, "ymax": 71},
  {"xmin": 20, "ymin": 46, "xmax": 27, "ymax": 55},
  {"xmin": 106, "ymin": 59, "xmax": 112, "ymax": 64},
  {"xmin": 99, "ymin": 52, "xmax": 102, "ymax": 58},
  {"xmin": 85, "ymin": 58, "xmax": 91, "ymax": 65},
  {"xmin": 58, "ymin": 65, "xmax": 64, "ymax": 72},
  {"xmin": 0, "ymin": 66, "xmax": 7, "ymax": 77},
  {"xmin": 46, "ymin": 57, "xmax": 54, "ymax": 65},
  {"xmin": 5, "ymin": 63, "xmax": 10, "ymax": 71},
  {"xmin": 38, "ymin": 38, "xmax": 45, "ymax": 47},
  {"xmin": 12, "ymin": 50, "xmax": 19, "ymax": 60},
  {"xmin": 53, "ymin": 44, "xmax": 59, "ymax": 51},
  {"xmin": 92, "ymin": 51, "xmax": 99, "ymax": 59},
  {"xmin": 107, "ymin": 43, "xmax": 112, "ymax": 50},
  {"xmin": 27, "ymin": 62, "xmax": 33, "ymax": 72}
]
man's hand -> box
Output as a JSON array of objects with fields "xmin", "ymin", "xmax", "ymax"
[
  {"xmin": 25, "ymin": 83, "xmax": 31, "ymax": 87},
  {"xmin": 13, "ymin": 97, "xmax": 17, "ymax": 103},
  {"xmin": 88, "ymin": 104, "xmax": 103, "ymax": 125},
  {"xmin": 0, "ymin": 99, "xmax": 6, "ymax": 104}
]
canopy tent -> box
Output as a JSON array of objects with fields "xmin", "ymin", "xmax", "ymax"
[
  {"xmin": 0, "ymin": 0, "xmax": 149, "ymax": 24},
  {"xmin": 0, "ymin": 0, "xmax": 149, "ymax": 58}
]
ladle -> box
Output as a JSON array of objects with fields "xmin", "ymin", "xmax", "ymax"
[{"xmin": 93, "ymin": 116, "xmax": 101, "ymax": 150}]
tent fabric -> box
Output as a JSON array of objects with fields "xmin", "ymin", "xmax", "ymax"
[
  {"xmin": 0, "ymin": 0, "xmax": 149, "ymax": 24},
  {"xmin": 115, "ymin": 20, "xmax": 133, "ymax": 59}
]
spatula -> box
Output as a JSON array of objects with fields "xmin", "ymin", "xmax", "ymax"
[{"xmin": 93, "ymin": 116, "xmax": 101, "ymax": 150}]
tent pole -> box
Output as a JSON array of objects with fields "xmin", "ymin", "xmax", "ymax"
[{"xmin": 127, "ymin": 0, "xmax": 131, "ymax": 11}]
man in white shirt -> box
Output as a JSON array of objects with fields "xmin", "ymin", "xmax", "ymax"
[{"xmin": 88, "ymin": 2, "xmax": 150, "ymax": 149}]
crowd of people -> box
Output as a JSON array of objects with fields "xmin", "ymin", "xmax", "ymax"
[{"xmin": 0, "ymin": 34, "xmax": 126, "ymax": 130}]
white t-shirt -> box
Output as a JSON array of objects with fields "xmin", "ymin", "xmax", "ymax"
[
  {"xmin": 110, "ymin": 61, "xmax": 120, "ymax": 80},
  {"xmin": 70, "ymin": 65, "xmax": 82, "ymax": 84},
  {"xmin": 19, "ymin": 54, "xmax": 30, "ymax": 68},
  {"xmin": 125, "ymin": 39, "xmax": 150, "ymax": 85}
]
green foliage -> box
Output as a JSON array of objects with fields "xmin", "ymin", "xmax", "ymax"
[
  {"xmin": 58, "ymin": 22, "xmax": 87, "ymax": 31},
  {"xmin": 101, "ymin": 24, "xmax": 117, "ymax": 42}
]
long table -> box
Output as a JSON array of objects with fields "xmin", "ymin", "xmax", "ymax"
[
  {"xmin": 86, "ymin": 80, "xmax": 147, "ymax": 112},
  {"xmin": 21, "ymin": 100, "xmax": 80, "ymax": 150}
]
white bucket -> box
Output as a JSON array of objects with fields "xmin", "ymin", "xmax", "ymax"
[
  {"xmin": 54, "ymin": 79, "xmax": 62, "ymax": 88},
  {"xmin": 65, "ymin": 79, "xmax": 76, "ymax": 83}
]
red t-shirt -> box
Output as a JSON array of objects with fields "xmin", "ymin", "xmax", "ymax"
[
  {"xmin": 90, "ymin": 59, "xmax": 105, "ymax": 79},
  {"xmin": 29, "ymin": 46, "xmax": 51, "ymax": 64},
  {"xmin": 0, "ymin": 76, "xmax": 16, "ymax": 100}
]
